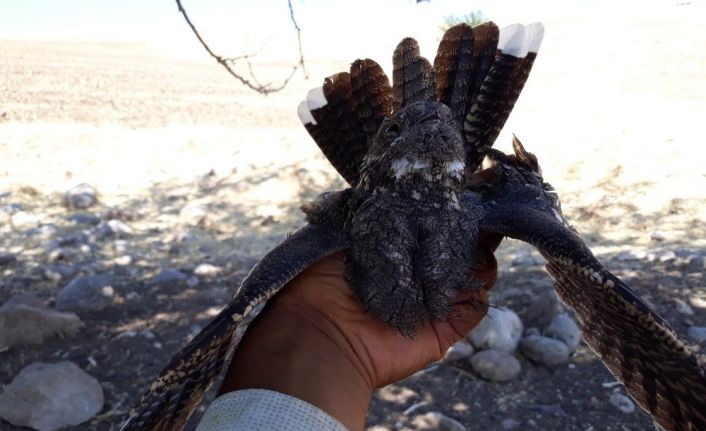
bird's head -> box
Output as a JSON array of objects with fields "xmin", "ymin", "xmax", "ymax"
[{"xmin": 358, "ymin": 101, "xmax": 466, "ymax": 197}]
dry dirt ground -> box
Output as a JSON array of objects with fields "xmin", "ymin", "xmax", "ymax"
[{"xmin": 1, "ymin": 9, "xmax": 705, "ymax": 431}]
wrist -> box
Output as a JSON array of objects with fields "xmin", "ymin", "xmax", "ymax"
[{"xmin": 220, "ymin": 301, "xmax": 373, "ymax": 430}]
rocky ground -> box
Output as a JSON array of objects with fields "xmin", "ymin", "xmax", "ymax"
[{"xmin": 1, "ymin": 9, "xmax": 706, "ymax": 430}]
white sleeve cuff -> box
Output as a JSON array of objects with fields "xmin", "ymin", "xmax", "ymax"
[{"xmin": 196, "ymin": 389, "xmax": 349, "ymax": 431}]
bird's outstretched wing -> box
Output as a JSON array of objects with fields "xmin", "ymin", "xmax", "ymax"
[
  {"xmin": 465, "ymin": 139, "xmax": 706, "ymax": 431},
  {"xmin": 120, "ymin": 200, "xmax": 350, "ymax": 431}
]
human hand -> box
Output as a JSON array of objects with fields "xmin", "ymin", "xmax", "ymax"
[{"xmin": 220, "ymin": 246, "xmax": 497, "ymax": 430}]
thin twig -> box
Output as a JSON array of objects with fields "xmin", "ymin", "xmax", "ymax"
[
  {"xmin": 175, "ymin": 0, "xmax": 304, "ymax": 95},
  {"xmin": 288, "ymin": 0, "xmax": 308, "ymax": 78}
]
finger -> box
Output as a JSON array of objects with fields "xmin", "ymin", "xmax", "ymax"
[
  {"xmin": 479, "ymin": 231, "xmax": 504, "ymax": 253},
  {"xmin": 472, "ymin": 245, "xmax": 498, "ymax": 291},
  {"xmin": 445, "ymin": 288, "xmax": 490, "ymax": 337}
]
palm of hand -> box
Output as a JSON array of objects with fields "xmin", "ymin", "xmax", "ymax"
[{"xmin": 265, "ymin": 252, "xmax": 494, "ymax": 389}]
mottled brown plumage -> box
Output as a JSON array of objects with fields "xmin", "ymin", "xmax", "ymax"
[
  {"xmin": 434, "ymin": 23, "xmax": 475, "ymax": 125},
  {"xmin": 349, "ymin": 58, "xmax": 393, "ymax": 137},
  {"xmin": 393, "ymin": 38, "xmax": 436, "ymax": 110},
  {"xmin": 302, "ymin": 72, "xmax": 367, "ymax": 185},
  {"xmin": 470, "ymin": 139, "xmax": 706, "ymax": 431},
  {"xmin": 122, "ymin": 21, "xmax": 706, "ymax": 431}
]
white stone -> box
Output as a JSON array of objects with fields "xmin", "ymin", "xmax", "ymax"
[
  {"xmin": 470, "ymin": 349, "xmax": 521, "ymax": 382},
  {"xmin": 56, "ymin": 275, "xmax": 114, "ymax": 312},
  {"xmin": 502, "ymin": 418, "xmax": 522, "ymax": 430},
  {"xmin": 0, "ymin": 296, "xmax": 82, "ymax": 351},
  {"xmin": 444, "ymin": 340, "xmax": 474, "ymax": 362},
  {"xmin": 468, "ymin": 307, "xmax": 523, "ymax": 353},
  {"xmin": 413, "ymin": 412, "xmax": 466, "ymax": 431},
  {"xmin": 0, "ymin": 361, "xmax": 103, "ymax": 431},
  {"xmin": 616, "ymin": 250, "xmax": 647, "ymax": 261},
  {"xmin": 520, "ymin": 335, "xmax": 570, "ymax": 366},
  {"xmin": 545, "ymin": 313, "xmax": 582, "ymax": 353},
  {"xmin": 673, "ymin": 298, "xmax": 695, "ymax": 315},
  {"xmin": 687, "ymin": 326, "xmax": 706, "ymax": 343},
  {"xmin": 650, "ymin": 231, "xmax": 667, "ymax": 241},
  {"xmin": 609, "ymin": 393, "xmax": 635, "ymax": 414},
  {"xmin": 194, "ymin": 263, "xmax": 222, "ymax": 277},
  {"xmin": 64, "ymin": 183, "xmax": 97, "ymax": 209}
]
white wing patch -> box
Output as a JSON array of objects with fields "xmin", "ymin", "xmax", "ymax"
[
  {"xmin": 497, "ymin": 22, "xmax": 545, "ymax": 58},
  {"xmin": 526, "ymin": 22, "xmax": 545, "ymax": 53},
  {"xmin": 296, "ymin": 86, "xmax": 328, "ymax": 126},
  {"xmin": 297, "ymin": 100, "xmax": 316, "ymax": 125},
  {"xmin": 306, "ymin": 86, "xmax": 327, "ymax": 110},
  {"xmin": 498, "ymin": 23, "xmax": 523, "ymax": 51}
]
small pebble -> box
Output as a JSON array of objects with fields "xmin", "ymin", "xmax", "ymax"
[
  {"xmin": 194, "ymin": 263, "xmax": 222, "ymax": 277},
  {"xmin": 93, "ymin": 219, "xmax": 133, "ymax": 239},
  {"xmin": 616, "ymin": 250, "xmax": 647, "ymax": 261},
  {"xmin": 659, "ymin": 250, "xmax": 676, "ymax": 263},
  {"xmin": 413, "ymin": 412, "xmax": 466, "ymax": 431},
  {"xmin": 56, "ymin": 274, "xmax": 115, "ymax": 312},
  {"xmin": 47, "ymin": 247, "xmax": 78, "ymax": 263},
  {"xmin": 402, "ymin": 401, "xmax": 429, "ymax": 416},
  {"xmin": 521, "ymin": 335, "xmax": 570, "ymax": 366},
  {"xmin": 116, "ymin": 331, "xmax": 137, "ymax": 339},
  {"xmin": 30, "ymin": 225, "xmax": 60, "ymax": 239},
  {"xmin": 187, "ymin": 276, "xmax": 199, "ymax": 288},
  {"xmin": 650, "ymin": 231, "xmax": 666, "ymax": 241},
  {"xmin": 673, "ymin": 298, "xmax": 695, "ymax": 315},
  {"xmin": 545, "ymin": 313, "xmax": 582, "ymax": 353},
  {"xmin": 690, "ymin": 295, "xmax": 706, "ymax": 309},
  {"xmin": 500, "ymin": 281, "xmax": 563, "ymax": 329},
  {"xmin": 153, "ymin": 268, "xmax": 188, "ymax": 284},
  {"xmin": 64, "ymin": 183, "xmax": 98, "ymax": 209},
  {"xmin": 66, "ymin": 213, "xmax": 100, "ymax": 225},
  {"xmin": 42, "ymin": 264, "xmax": 78, "ymax": 281},
  {"xmin": 106, "ymin": 219, "xmax": 133, "ymax": 236},
  {"xmin": 0, "ymin": 296, "xmax": 82, "ymax": 351},
  {"xmin": 114, "ymin": 255, "xmax": 132, "ymax": 266},
  {"xmin": 0, "ymin": 361, "xmax": 103, "ymax": 430},
  {"xmin": 0, "ymin": 202, "xmax": 23, "ymax": 213},
  {"xmin": 444, "ymin": 340, "xmax": 474, "ymax": 362},
  {"xmin": 468, "ymin": 307, "xmax": 523, "ymax": 353},
  {"xmin": 140, "ymin": 330, "xmax": 156, "ymax": 339},
  {"xmin": 609, "ymin": 393, "xmax": 635, "ymax": 414},
  {"xmin": 688, "ymin": 255, "xmax": 706, "ymax": 271},
  {"xmin": 687, "ymin": 326, "xmax": 706, "ymax": 343},
  {"xmin": 113, "ymin": 240, "xmax": 129, "ymax": 253},
  {"xmin": 501, "ymin": 418, "xmax": 521, "ymax": 430},
  {"xmin": 470, "ymin": 350, "xmax": 521, "ymax": 382},
  {"xmin": 524, "ymin": 327, "xmax": 541, "ymax": 337},
  {"xmin": 11, "ymin": 211, "xmax": 39, "ymax": 228},
  {"xmin": 0, "ymin": 252, "xmax": 16, "ymax": 266}
]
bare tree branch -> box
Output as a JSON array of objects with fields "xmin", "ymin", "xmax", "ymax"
[
  {"xmin": 175, "ymin": 0, "xmax": 306, "ymax": 95},
  {"xmin": 288, "ymin": 0, "xmax": 308, "ymax": 79}
]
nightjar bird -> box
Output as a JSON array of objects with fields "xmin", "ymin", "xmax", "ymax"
[{"xmin": 121, "ymin": 22, "xmax": 706, "ymax": 431}]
